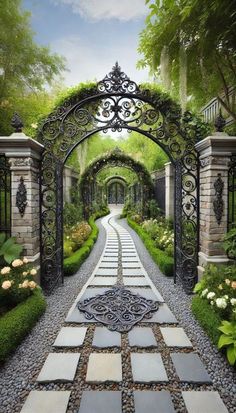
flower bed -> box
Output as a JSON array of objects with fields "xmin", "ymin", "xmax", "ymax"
[
  {"xmin": 0, "ymin": 258, "xmax": 46, "ymax": 362},
  {"xmin": 64, "ymin": 209, "xmax": 109, "ymax": 276},
  {"xmin": 192, "ymin": 264, "xmax": 236, "ymax": 366},
  {"xmin": 127, "ymin": 217, "xmax": 174, "ymax": 277}
]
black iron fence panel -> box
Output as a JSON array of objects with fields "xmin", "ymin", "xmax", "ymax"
[{"xmin": 153, "ymin": 176, "xmax": 165, "ymax": 212}]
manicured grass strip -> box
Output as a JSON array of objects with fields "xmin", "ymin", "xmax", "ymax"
[
  {"xmin": 0, "ymin": 290, "xmax": 46, "ymax": 362},
  {"xmin": 191, "ymin": 295, "xmax": 222, "ymax": 345},
  {"xmin": 127, "ymin": 217, "xmax": 174, "ymax": 277},
  {"xmin": 63, "ymin": 209, "xmax": 109, "ymax": 276}
]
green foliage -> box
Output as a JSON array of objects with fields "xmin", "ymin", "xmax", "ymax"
[
  {"xmin": 223, "ymin": 228, "xmax": 236, "ymax": 261},
  {"xmin": 63, "ymin": 202, "xmax": 83, "ymax": 227},
  {"xmin": 0, "ymin": 234, "xmax": 23, "ymax": 265},
  {"xmin": 142, "ymin": 218, "xmax": 174, "ymax": 257},
  {"xmin": 127, "ymin": 217, "xmax": 174, "ymax": 277},
  {"xmin": 193, "ymin": 264, "xmax": 236, "ymax": 321},
  {"xmin": 191, "ymin": 296, "xmax": 221, "ymax": 345},
  {"xmin": 0, "ymin": 290, "xmax": 46, "ymax": 361},
  {"xmin": 218, "ymin": 320, "xmax": 236, "ymax": 366},
  {"xmin": 147, "ymin": 199, "xmax": 163, "ymax": 219},
  {"xmin": 64, "ymin": 209, "xmax": 109, "ymax": 276},
  {"xmin": 138, "ymin": 0, "xmax": 236, "ymax": 120},
  {"xmin": 0, "ymin": 0, "xmax": 65, "ymax": 135}
]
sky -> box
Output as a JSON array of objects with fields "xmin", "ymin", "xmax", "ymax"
[{"xmin": 23, "ymin": 0, "xmax": 152, "ymax": 87}]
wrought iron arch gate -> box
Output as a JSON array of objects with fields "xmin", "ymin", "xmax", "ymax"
[{"xmin": 39, "ymin": 63, "xmax": 200, "ymax": 294}]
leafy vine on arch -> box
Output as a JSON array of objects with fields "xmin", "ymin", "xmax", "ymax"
[{"xmin": 38, "ymin": 63, "xmax": 204, "ymax": 294}]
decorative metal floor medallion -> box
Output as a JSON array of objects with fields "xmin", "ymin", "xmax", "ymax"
[{"xmin": 77, "ymin": 286, "xmax": 159, "ymax": 332}]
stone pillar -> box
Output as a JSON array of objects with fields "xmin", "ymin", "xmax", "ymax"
[
  {"xmin": 165, "ymin": 162, "xmax": 174, "ymax": 219},
  {"xmin": 0, "ymin": 133, "xmax": 44, "ymax": 266},
  {"xmin": 195, "ymin": 133, "xmax": 236, "ymax": 276}
]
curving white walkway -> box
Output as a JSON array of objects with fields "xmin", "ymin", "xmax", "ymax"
[{"xmin": 20, "ymin": 208, "xmax": 229, "ymax": 413}]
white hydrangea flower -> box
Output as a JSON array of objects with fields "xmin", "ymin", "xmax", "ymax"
[
  {"xmin": 230, "ymin": 298, "xmax": 236, "ymax": 306},
  {"xmin": 201, "ymin": 288, "xmax": 208, "ymax": 297},
  {"xmin": 207, "ymin": 292, "xmax": 215, "ymax": 300},
  {"xmin": 216, "ymin": 297, "xmax": 227, "ymax": 309}
]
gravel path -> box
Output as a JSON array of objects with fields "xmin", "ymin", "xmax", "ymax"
[
  {"xmin": 0, "ymin": 218, "xmax": 106, "ymax": 413},
  {"xmin": 119, "ymin": 217, "xmax": 236, "ymax": 413}
]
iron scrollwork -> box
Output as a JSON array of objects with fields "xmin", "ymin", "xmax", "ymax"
[
  {"xmin": 213, "ymin": 173, "xmax": 224, "ymax": 225},
  {"xmin": 77, "ymin": 286, "xmax": 159, "ymax": 332},
  {"xmin": 38, "ymin": 63, "xmax": 202, "ymax": 294},
  {"xmin": 16, "ymin": 176, "xmax": 27, "ymax": 217}
]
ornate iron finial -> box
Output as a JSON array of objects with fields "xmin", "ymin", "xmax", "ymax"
[
  {"xmin": 214, "ymin": 109, "xmax": 226, "ymax": 132},
  {"xmin": 11, "ymin": 112, "xmax": 24, "ymax": 133},
  {"xmin": 97, "ymin": 62, "xmax": 139, "ymax": 94}
]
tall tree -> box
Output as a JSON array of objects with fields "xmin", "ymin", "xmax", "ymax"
[
  {"xmin": 138, "ymin": 0, "xmax": 236, "ymax": 120},
  {"xmin": 0, "ymin": 0, "xmax": 66, "ymax": 134}
]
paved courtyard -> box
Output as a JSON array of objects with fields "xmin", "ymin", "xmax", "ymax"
[{"xmin": 18, "ymin": 208, "xmax": 230, "ymax": 413}]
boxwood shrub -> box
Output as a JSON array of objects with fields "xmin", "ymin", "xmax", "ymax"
[
  {"xmin": 63, "ymin": 209, "xmax": 109, "ymax": 276},
  {"xmin": 127, "ymin": 217, "xmax": 174, "ymax": 277},
  {"xmin": 191, "ymin": 295, "xmax": 222, "ymax": 345},
  {"xmin": 0, "ymin": 290, "xmax": 46, "ymax": 362}
]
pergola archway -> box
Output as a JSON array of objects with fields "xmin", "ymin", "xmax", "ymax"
[
  {"xmin": 38, "ymin": 63, "xmax": 202, "ymax": 294},
  {"xmin": 80, "ymin": 148, "xmax": 154, "ymax": 216}
]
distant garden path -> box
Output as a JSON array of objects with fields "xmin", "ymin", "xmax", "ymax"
[{"xmin": 0, "ymin": 209, "xmax": 234, "ymax": 413}]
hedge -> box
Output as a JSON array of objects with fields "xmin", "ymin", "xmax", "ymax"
[
  {"xmin": 127, "ymin": 217, "xmax": 174, "ymax": 277},
  {"xmin": 191, "ymin": 295, "xmax": 222, "ymax": 345},
  {"xmin": 63, "ymin": 209, "xmax": 109, "ymax": 276},
  {"xmin": 0, "ymin": 290, "xmax": 46, "ymax": 362}
]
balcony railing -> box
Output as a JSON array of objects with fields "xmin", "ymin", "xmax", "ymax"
[{"xmin": 201, "ymin": 86, "xmax": 235, "ymax": 125}]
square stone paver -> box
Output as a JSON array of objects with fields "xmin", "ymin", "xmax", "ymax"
[
  {"xmin": 160, "ymin": 327, "xmax": 192, "ymax": 348},
  {"xmin": 102, "ymin": 257, "xmax": 118, "ymax": 262},
  {"xmin": 122, "ymin": 262, "xmax": 141, "ymax": 268},
  {"xmin": 131, "ymin": 353, "xmax": 168, "ymax": 383},
  {"xmin": 20, "ymin": 391, "xmax": 71, "ymax": 413},
  {"xmin": 90, "ymin": 277, "xmax": 117, "ymax": 286},
  {"xmin": 103, "ymin": 253, "xmax": 118, "ymax": 257},
  {"xmin": 53, "ymin": 327, "xmax": 87, "ymax": 347},
  {"xmin": 95, "ymin": 269, "xmax": 118, "ymax": 276},
  {"xmin": 122, "ymin": 253, "xmax": 138, "ymax": 257},
  {"xmin": 92, "ymin": 327, "xmax": 121, "ymax": 347},
  {"xmin": 128, "ymin": 327, "xmax": 157, "ymax": 347},
  {"xmin": 99, "ymin": 262, "xmax": 118, "ymax": 268},
  {"xmin": 182, "ymin": 391, "xmax": 228, "ymax": 413},
  {"xmin": 134, "ymin": 391, "xmax": 175, "ymax": 413},
  {"xmin": 123, "ymin": 277, "xmax": 149, "ymax": 286},
  {"xmin": 86, "ymin": 353, "xmax": 122, "ymax": 383},
  {"xmin": 171, "ymin": 353, "xmax": 212, "ymax": 383},
  {"xmin": 37, "ymin": 353, "xmax": 80, "ymax": 382},
  {"xmin": 123, "ymin": 269, "xmax": 144, "ymax": 276},
  {"xmin": 81, "ymin": 288, "xmax": 109, "ymax": 299},
  {"xmin": 122, "ymin": 257, "xmax": 139, "ymax": 262},
  {"xmin": 78, "ymin": 391, "xmax": 122, "ymax": 413},
  {"xmin": 144, "ymin": 303, "xmax": 178, "ymax": 324}
]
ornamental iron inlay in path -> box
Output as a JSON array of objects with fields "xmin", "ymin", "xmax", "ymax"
[{"xmin": 77, "ymin": 286, "xmax": 159, "ymax": 332}]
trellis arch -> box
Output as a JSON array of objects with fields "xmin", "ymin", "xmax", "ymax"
[
  {"xmin": 80, "ymin": 148, "xmax": 154, "ymax": 216},
  {"xmin": 38, "ymin": 63, "xmax": 202, "ymax": 294}
]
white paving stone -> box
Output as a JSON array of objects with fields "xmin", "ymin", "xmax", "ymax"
[
  {"xmin": 90, "ymin": 277, "xmax": 117, "ymax": 286},
  {"xmin": 86, "ymin": 353, "xmax": 122, "ymax": 383},
  {"xmin": 123, "ymin": 277, "xmax": 149, "ymax": 286},
  {"xmin": 20, "ymin": 391, "xmax": 71, "ymax": 413},
  {"xmin": 53, "ymin": 327, "xmax": 87, "ymax": 347},
  {"xmin": 160, "ymin": 327, "xmax": 193, "ymax": 348},
  {"xmin": 37, "ymin": 353, "xmax": 80, "ymax": 382},
  {"xmin": 182, "ymin": 391, "xmax": 229, "ymax": 413},
  {"xmin": 131, "ymin": 353, "xmax": 168, "ymax": 383}
]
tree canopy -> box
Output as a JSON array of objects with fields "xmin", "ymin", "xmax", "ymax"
[
  {"xmin": 138, "ymin": 0, "xmax": 236, "ymax": 120},
  {"xmin": 0, "ymin": 0, "xmax": 66, "ymax": 134}
]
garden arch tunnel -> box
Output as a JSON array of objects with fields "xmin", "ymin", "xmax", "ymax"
[
  {"xmin": 38, "ymin": 63, "xmax": 202, "ymax": 294},
  {"xmin": 79, "ymin": 148, "xmax": 154, "ymax": 216}
]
